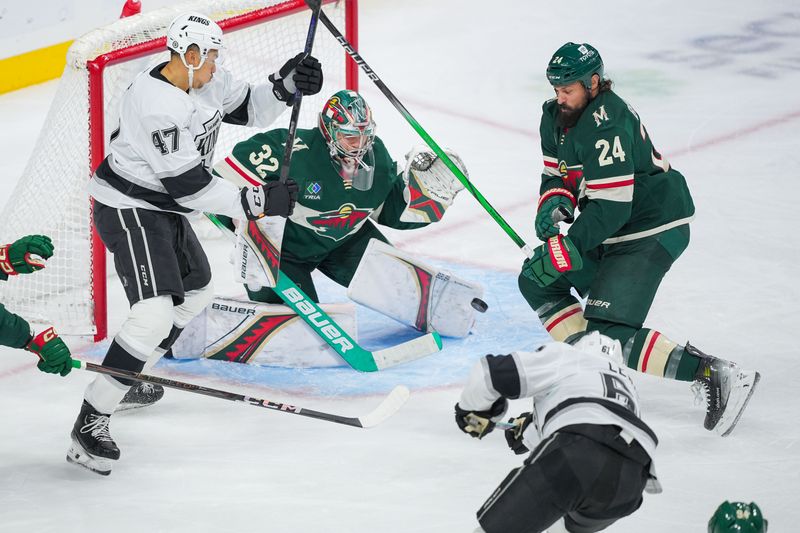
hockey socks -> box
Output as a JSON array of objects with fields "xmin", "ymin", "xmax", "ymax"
[{"xmin": 623, "ymin": 329, "xmax": 702, "ymax": 381}]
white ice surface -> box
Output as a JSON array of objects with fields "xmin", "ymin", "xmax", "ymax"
[{"xmin": 1, "ymin": 1, "xmax": 799, "ymax": 531}]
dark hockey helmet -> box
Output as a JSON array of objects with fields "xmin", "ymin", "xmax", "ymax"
[
  {"xmin": 708, "ymin": 501, "xmax": 768, "ymax": 533},
  {"xmin": 546, "ymin": 42, "xmax": 604, "ymax": 90},
  {"xmin": 319, "ymin": 90, "xmax": 376, "ymax": 164}
]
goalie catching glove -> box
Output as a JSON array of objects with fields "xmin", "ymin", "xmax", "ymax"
[
  {"xmin": 400, "ymin": 147, "xmax": 467, "ymax": 223},
  {"xmin": 240, "ymin": 179, "xmax": 299, "ymax": 220},
  {"xmin": 269, "ymin": 53, "xmax": 323, "ymax": 106},
  {"xmin": 521, "ymin": 234, "xmax": 583, "ymax": 287},
  {"xmin": 454, "ymin": 397, "xmax": 508, "ymax": 439},
  {"xmin": 0, "ymin": 234, "xmax": 54, "ymax": 277}
]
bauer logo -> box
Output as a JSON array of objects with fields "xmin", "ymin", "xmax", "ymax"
[{"xmin": 304, "ymin": 181, "xmax": 322, "ymax": 200}]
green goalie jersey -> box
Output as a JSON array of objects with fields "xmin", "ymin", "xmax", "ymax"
[
  {"xmin": 214, "ymin": 128, "xmax": 425, "ymax": 261},
  {"xmin": 539, "ymin": 89, "xmax": 695, "ymax": 253}
]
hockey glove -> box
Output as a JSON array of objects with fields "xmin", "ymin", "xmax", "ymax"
[
  {"xmin": 504, "ymin": 412, "xmax": 534, "ymax": 455},
  {"xmin": 534, "ymin": 188, "xmax": 576, "ymax": 241},
  {"xmin": 454, "ymin": 397, "xmax": 508, "ymax": 439},
  {"xmin": 269, "ymin": 53, "xmax": 324, "ymax": 105},
  {"xmin": 25, "ymin": 327, "xmax": 73, "ymax": 376},
  {"xmin": 521, "ymin": 235, "xmax": 583, "ymax": 288},
  {"xmin": 240, "ymin": 179, "xmax": 299, "ymax": 220},
  {"xmin": 0, "ymin": 235, "xmax": 54, "ymax": 276}
]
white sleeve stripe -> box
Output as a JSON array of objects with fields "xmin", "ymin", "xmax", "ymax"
[
  {"xmin": 585, "ymin": 184, "xmax": 634, "ymax": 202},
  {"xmin": 585, "ymin": 174, "xmax": 634, "ymax": 187},
  {"xmin": 543, "ymin": 166, "xmax": 561, "ymax": 177}
]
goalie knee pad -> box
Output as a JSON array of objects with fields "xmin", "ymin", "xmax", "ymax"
[{"xmin": 347, "ymin": 239, "xmax": 483, "ymax": 338}]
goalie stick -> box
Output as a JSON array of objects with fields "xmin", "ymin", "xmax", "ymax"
[
  {"xmin": 313, "ymin": 5, "xmax": 536, "ymax": 258},
  {"xmin": 70, "ymin": 359, "xmax": 409, "ymax": 428},
  {"xmin": 205, "ymin": 213, "xmax": 444, "ymax": 372}
]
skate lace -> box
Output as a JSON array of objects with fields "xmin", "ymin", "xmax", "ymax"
[
  {"xmin": 81, "ymin": 414, "xmax": 114, "ymax": 442},
  {"xmin": 691, "ymin": 380, "xmax": 709, "ymax": 409}
]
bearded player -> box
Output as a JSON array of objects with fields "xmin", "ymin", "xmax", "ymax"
[{"xmin": 518, "ymin": 42, "xmax": 759, "ymax": 437}]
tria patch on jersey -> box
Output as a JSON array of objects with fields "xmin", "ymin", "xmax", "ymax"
[
  {"xmin": 304, "ymin": 181, "xmax": 323, "ymax": 200},
  {"xmin": 306, "ymin": 203, "xmax": 372, "ymax": 241}
]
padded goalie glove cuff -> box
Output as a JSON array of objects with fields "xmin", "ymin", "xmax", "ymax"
[
  {"xmin": 504, "ymin": 412, "xmax": 533, "ymax": 455},
  {"xmin": 269, "ymin": 53, "xmax": 324, "ymax": 106},
  {"xmin": 454, "ymin": 397, "xmax": 508, "ymax": 439}
]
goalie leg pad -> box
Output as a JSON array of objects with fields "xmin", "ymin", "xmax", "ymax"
[
  {"xmin": 171, "ymin": 296, "xmax": 357, "ymax": 367},
  {"xmin": 347, "ymin": 239, "xmax": 483, "ymax": 338}
]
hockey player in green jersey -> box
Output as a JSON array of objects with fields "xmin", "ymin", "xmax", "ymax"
[
  {"xmin": 214, "ymin": 89, "xmax": 484, "ymax": 339},
  {"xmin": 518, "ymin": 42, "xmax": 759, "ymax": 437},
  {"xmin": 0, "ymin": 234, "xmax": 74, "ymax": 375}
]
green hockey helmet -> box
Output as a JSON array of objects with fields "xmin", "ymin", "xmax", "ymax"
[
  {"xmin": 546, "ymin": 42, "xmax": 604, "ymax": 90},
  {"xmin": 319, "ymin": 90, "xmax": 376, "ymax": 163},
  {"xmin": 708, "ymin": 501, "xmax": 768, "ymax": 533}
]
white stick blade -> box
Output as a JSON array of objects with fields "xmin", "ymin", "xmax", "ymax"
[
  {"xmin": 358, "ymin": 385, "xmax": 410, "ymax": 428},
  {"xmin": 372, "ymin": 333, "xmax": 442, "ymax": 370}
]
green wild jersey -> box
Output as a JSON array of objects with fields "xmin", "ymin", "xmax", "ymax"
[
  {"xmin": 539, "ymin": 89, "xmax": 695, "ymax": 253},
  {"xmin": 215, "ymin": 128, "xmax": 425, "ymax": 261}
]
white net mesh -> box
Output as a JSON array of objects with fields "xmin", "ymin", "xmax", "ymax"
[{"xmin": 0, "ymin": 0, "xmax": 353, "ymax": 336}]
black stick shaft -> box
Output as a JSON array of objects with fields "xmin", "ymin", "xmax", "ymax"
[
  {"xmin": 279, "ymin": 0, "xmax": 323, "ymax": 182},
  {"xmin": 74, "ymin": 360, "xmax": 364, "ymax": 427}
]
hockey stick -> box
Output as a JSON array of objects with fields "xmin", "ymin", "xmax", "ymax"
[
  {"xmin": 279, "ymin": 0, "xmax": 322, "ymax": 184},
  {"xmin": 314, "ymin": 7, "xmax": 536, "ymax": 258},
  {"xmin": 205, "ymin": 213, "xmax": 443, "ymax": 372},
  {"xmin": 70, "ymin": 359, "xmax": 410, "ymax": 428},
  {"xmin": 239, "ymin": 1, "xmax": 324, "ymax": 285}
]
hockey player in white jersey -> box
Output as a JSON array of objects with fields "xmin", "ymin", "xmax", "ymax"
[
  {"xmin": 455, "ymin": 332, "xmax": 659, "ymax": 533},
  {"xmin": 67, "ymin": 12, "xmax": 323, "ymax": 475}
]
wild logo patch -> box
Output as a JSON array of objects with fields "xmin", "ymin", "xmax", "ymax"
[
  {"xmin": 304, "ymin": 181, "xmax": 322, "ymax": 200},
  {"xmin": 558, "ymin": 160, "xmax": 583, "ymax": 190},
  {"xmin": 307, "ymin": 203, "xmax": 372, "ymax": 241}
]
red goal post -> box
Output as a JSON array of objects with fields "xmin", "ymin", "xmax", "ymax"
[{"xmin": 0, "ymin": 0, "xmax": 358, "ymax": 341}]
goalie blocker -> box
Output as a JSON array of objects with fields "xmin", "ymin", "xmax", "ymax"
[{"xmin": 347, "ymin": 239, "xmax": 484, "ymax": 338}]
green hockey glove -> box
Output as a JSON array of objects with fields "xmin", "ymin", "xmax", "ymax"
[
  {"xmin": 521, "ymin": 235, "xmax": 583, "ymax": 287},
  {"xmin": 25, "ymin": 327, "xmax": 73, "ymax": 376},
  {"xmin": 534, "ymin": 188, "xmax": 576, "ymax": 241},
  {"xmin": 454, "ymin": 397, "xmax": 508, "ymax": 439},
  {"xmin": 0, "ymin": 235, "xmax": 54, "ymax": 276}
]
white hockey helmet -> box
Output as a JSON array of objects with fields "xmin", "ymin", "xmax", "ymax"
[
  {"xmin": 572, "ymin": 331, "xmax": 623, "ymax": 364},
  {"xmin": 166, "ymin": 12, "xmax": 223, "ymax": 70}
]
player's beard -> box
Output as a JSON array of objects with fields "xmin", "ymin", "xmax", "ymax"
[{"xmin": 557, "ymin": 88, "xmax": 591, "ymax": 128}]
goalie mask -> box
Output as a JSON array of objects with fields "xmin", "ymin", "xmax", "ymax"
[{"xmin": 319, "ymin": 90, "xmax": 376, "ymax": 191}]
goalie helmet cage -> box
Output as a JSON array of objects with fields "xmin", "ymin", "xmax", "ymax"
[{"xmin": 0, "ymin": 0, "xmax": 358, "ymax": 341}]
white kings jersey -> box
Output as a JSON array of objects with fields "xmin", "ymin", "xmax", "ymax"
[
  {"xmin": 88, "ymin": 62, "xmax": 286, "ymax": 218},
  {"xmin": 459, "ymin": 342, "xmax": 658, "ymax": 463}
]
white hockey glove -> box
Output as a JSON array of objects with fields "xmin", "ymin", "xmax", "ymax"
[{"xmin": 400, "ymin": 146, "xmax": 467, "ymax": 223}]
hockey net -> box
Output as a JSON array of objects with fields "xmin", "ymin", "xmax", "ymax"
[{"xmin": 0, "ymin": 0, "xmax": 357, "ymax": 340}]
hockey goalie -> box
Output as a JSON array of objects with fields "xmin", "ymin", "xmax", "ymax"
[{"xmin": 193, "ymin": 90, "xmax": 485, "ymax": 365}]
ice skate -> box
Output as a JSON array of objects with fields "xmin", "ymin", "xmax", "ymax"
[
  {"xmin": 689, "ymin": 343, "xmax": 760, "ymax": 437},
  {"xmin": 117, "ymin": 382, "xmax": 164, "ymax": 412},
  {"xmin": 66, "ymin": 400, "xmax": 120, "ymax": 476}
]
